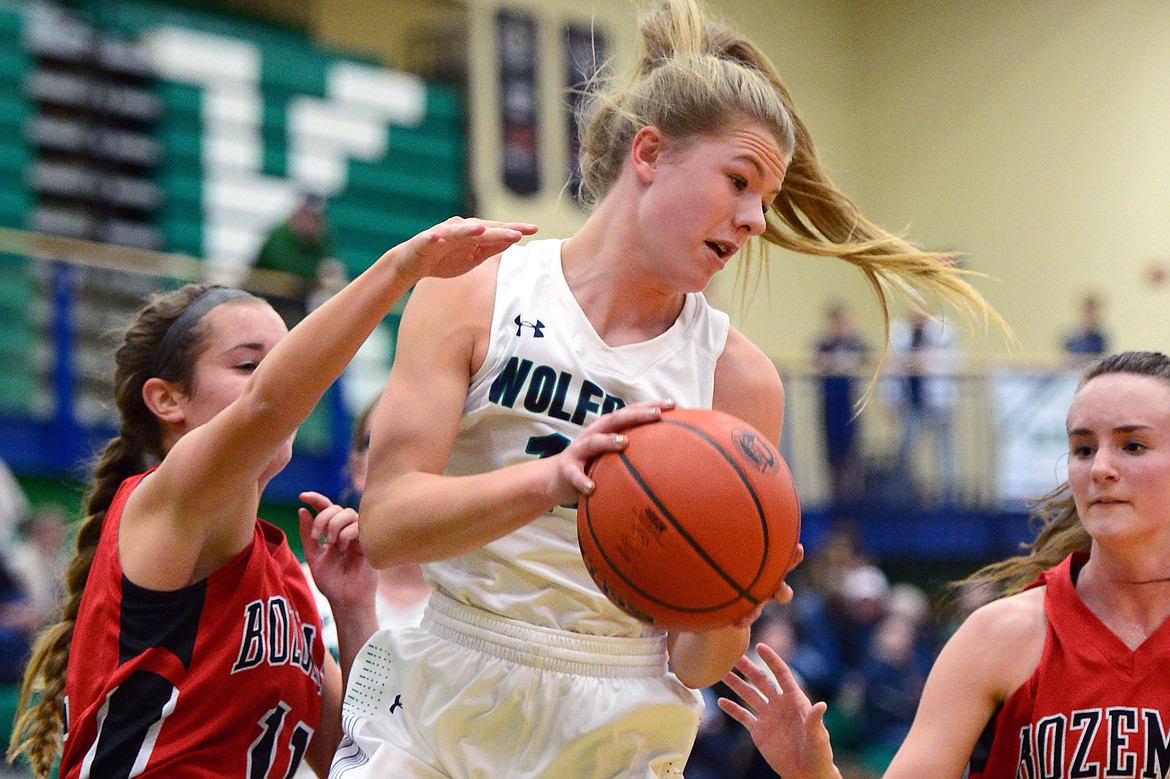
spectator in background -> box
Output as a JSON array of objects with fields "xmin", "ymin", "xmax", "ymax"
[
  {"xmin": 830, "ymin": 565, "xmax": 891, "ymax": 677},
  {"xmin": 853, "ymin": 613, "xmax": 929, "ymax": 774},
  {"xmin": 749, "ymin": 605, "xmax": 835, "ymax": 703},
  {"xmin": 0, "ymin": 458, "xmax": 30, "ymax": 553},
  {"xmin": 887, "ymin": 308, "xmax": 962, "ymax": 505},
  {"xmin": 788, "ymin": 526, "xmax": 868, "ymax": 693},
  {"xmin": 884, "ymin": 583, "xmax": 936, "ymax": 674},
  {"xmin": 7, "ymin": 506, "xmax": 69, "ymax": 632},
  {"xmin": 1062, "ymin": 293, "xmax": 1109, "ymax": 361},
  {"xmin": 251, "ymin": 192, "xmax": 337, "ymax": 325},
  {"xmin": 813, "ymin": 302, "xmax": 870, "ymax": 521},
  {"xmin": 854, "ymin": 584, "xmax": 935, "ymax": 774},
  {"xmin": 0, "ymin": 558, "xmax": 32, "ymax": 686}
]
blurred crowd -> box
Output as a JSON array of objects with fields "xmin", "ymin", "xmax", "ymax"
[
  {"xmin": 687, "ymin": 525, "xmax": 989, "ymax": 779},
  {"xmin": 0, "ymin": 460, "xmax": 71, "ymax": 688}
]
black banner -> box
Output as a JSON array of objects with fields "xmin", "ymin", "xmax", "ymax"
[{"xmin": 497, "ymin": 10, "xmax": 540, "ymax": 196}]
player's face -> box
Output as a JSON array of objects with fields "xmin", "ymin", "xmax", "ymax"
[
  {"xmin": 1066, "ymin": 373, "xmax": 1170, "ymax": 542},
  {"xmin": 179, "ymin": 301, "xmax": 294, "ymax": 468},
  {"xmin": 641, "ymin": 121, "xmax": 786, "ymax": 291}
]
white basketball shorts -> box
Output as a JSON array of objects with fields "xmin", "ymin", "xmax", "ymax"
[{"xmin": 329, "ymin": 591, "xmax": 703, "ymax": 778}]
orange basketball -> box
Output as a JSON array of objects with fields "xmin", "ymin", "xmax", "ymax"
[{"xmin": 578, "ymin": 408, "xmax": 801, "ymax": 632}]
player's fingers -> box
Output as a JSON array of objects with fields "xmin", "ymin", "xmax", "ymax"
[
  {"xmin": 809, "ymin": 700, "xmax": 830, "ymax": 729},
  {"xmin": 297, "ymin": 507, "xmax": 315, "ymax": 551},
  {"xmin": 586, "ymin": 399, "xmax": 674, "ymax": 434},
  {"xmin": 562, "ymin": 461, "xmax": 597, "ymax": 497},
  {"xmin": 461, "ymin": 219, "xmax": 538, "ymax": 235},
  {"xmin": 758, "ymin": 643, "xmax": 804, "ymax": 701},
  {"xmin": 716, "ymin": 696, "xmax": 757, "ymax": 729},
  {"xmin": 733, "ymin": 652, "xmax": 777, "ymax": 698},
  {"xmin": 789, "ymin": 543, "xmax": 806, "ymax": 571},
  {"xmin": 334, "ymin": 518, "xmax": 361, "ymax": 550},
  {"xmin": 320, "ymin": 506, "xmax": 358, "ymax": 545},
  {"xmin": 306, "ymin": 504, "xmax": 342, "ymax": 544},
  {"xmin": 770, "ymin": 580, "xmax": 795, "ymax": 605},
  {"xmin": 435, "ymin": 215, "xmax": 536, "ymax": 231},
  {"xmin": 298, "ymin": 491, "xmax": 330, "ymax": 512},
  {"xmin": 721, "ymin": 667, "xmax": 767, "ymax": 713}
]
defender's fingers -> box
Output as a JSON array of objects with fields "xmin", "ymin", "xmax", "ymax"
[
  {"xmin": 298, "ymin": 491, "xmax": 331, "ymax": 511},
  {"xmin": 722, "ymin": 666, "xmax": 769, "ymax": 712},
  {"xmin": 716, "ymin": 697, "xmax": 757, "ymax": 729},
  {"xmin": 757, "ymin": 643, "xmax": 805, "ymax": 700}
]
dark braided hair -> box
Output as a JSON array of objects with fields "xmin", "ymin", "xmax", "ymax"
[{"xmin": 7, "ymin": 283, "xmax": 242, "ymax": 776}]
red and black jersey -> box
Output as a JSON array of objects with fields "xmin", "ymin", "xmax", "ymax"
[
  {"xmin": 970, "ymin": 552, "xmax": 1170, "ymax": 779},
  {"xmin": 61, "ymin": 471, "xmax": 326, "ymax": 779}
]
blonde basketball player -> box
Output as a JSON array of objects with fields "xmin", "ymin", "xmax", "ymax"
[{"xmin": 334, "ymin": 1, "xmax": 998, "ymax": 777}]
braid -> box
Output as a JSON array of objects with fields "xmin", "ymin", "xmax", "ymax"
[
  {"xmin": 8, "ymin": 436, "xmax": 148, "ymax": 776},
  {"xmin": 7, "ymin": 283, "xmax": 219, "ymax": 775}
]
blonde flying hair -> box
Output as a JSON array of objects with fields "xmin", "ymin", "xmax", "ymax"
[
  {"xmin": 957, "ymin": 351, "xmax": 1170, "ymax": 598},
  {"xmin": 8, "ymin": 284, "xmax": 259, "ymax": 777},
  {"xmin": 577, "ymin": 0, "xmax": 1004, "ymax": 364}
]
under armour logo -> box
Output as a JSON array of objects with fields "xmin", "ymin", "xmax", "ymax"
[
  {"xmin": 514, "ymin": 314, "xmax": 545, "ymax": 337},
  {"xmin": 389, "ymin": 694, "xmax": 403, "ymax": 714}
]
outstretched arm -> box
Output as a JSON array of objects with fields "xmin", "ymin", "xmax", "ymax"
[
  {"xmin": 719, "ymin": 643, "xmax": 843, "ymax": 779},
  {"xmin": 722, "ymin": 591, "xmax": 1046, "ymax": 779},
  {"xmin": 124, "ymin": 218, "xmax": 537, "ymax": 588}
]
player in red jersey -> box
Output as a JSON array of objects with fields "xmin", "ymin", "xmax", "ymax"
[
  {"xmin": 719, "ymin": 350, "xmax": 1170, "ymax": 779},
  {"xmin": 6, "ymin": 218, "xmax": 536, "ymax": 779}
]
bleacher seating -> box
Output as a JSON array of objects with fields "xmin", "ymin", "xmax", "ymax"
[{"xmin": 0, "ymin": 0, "xmax": 468, "ymax": 488}]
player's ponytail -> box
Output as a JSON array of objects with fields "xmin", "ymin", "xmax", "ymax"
[
  {"xmin": 578, "ymin": 0, "xmax": 1006, "ymax": 393},
  {"xmin": 955, "ymin": 484, "xmax": 1087, "ymax": 600}
]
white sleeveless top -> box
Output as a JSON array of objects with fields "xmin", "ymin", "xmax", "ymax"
[{"xmin": 424, "ymin": 238, "xmax": 730, "ymax": 637}]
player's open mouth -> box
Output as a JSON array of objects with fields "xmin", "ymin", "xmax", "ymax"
[{"xmin": 706, "ymin": 241, "xmax": 735, "ymax": 260}]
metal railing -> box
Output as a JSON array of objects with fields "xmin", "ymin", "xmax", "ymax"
[
  {"xmin": 0, "ymin": 227, "xmax": 371, "ymax": 503},
  {"xmin": 0, "ymin": 228, "xmax": 1084, "ymax": 558}
]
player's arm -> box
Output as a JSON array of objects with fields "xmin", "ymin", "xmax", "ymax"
[
  {"xmin": 357, "ymin": 262, "xmax": 668, "ymax": 567},
  {"xmin": 306, "ymin": 656, "xmax": 344, "ymax": 776},
  {"xmin": 356, "ymin": 259, "xmax": 562, "ymax": 567},
  {"xmin": 721, "ymin": 587, "xmax": 1045, "ymax": 779},
  {"xmin": 668, "ymin": 329, "xmax": 788, "ymax": 688},
  {"xmin": 124, "ymin": 220, "xmax": 534, "ymax": 588},
  {"xmin": 881, "ymin": 588, "xmax": 1046, "ymax": 778}
]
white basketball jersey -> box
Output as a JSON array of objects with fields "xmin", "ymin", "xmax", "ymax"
[{"xmin": 425, "ymin": 238, "xmax": 730, "ymax": 637}]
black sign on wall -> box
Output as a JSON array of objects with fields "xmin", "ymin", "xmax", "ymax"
[
  {"xmin": 496, "ymin": 10, "xmax": 540, "ymax": 196},
  {"xmin": 564, "ymin": 23, "xmax": 607, "ymax": 205}
]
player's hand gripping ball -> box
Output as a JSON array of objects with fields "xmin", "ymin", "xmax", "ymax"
[{"xmin": 578, "ymin": 408, "xmax": 801, "ymax": 631}]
